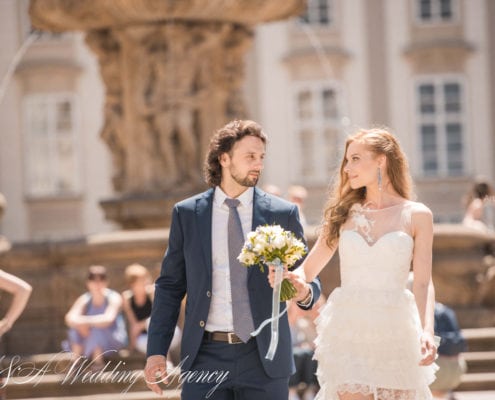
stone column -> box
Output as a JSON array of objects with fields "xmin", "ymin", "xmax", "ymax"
[{"xmin": 29, "ymin": 0, "xmax": 305, "ymax": 228}]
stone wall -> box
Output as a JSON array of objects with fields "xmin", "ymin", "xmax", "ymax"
[{"xmin": 0, "ymin": 225, "xmax": 493, "ymax": 356}]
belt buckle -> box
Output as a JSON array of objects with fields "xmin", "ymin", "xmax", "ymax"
[{"xmin": 227, "ymin": 332, "xmax": 238, "ymax": 344}]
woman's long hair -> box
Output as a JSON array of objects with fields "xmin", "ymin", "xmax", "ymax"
[
  {"xmin": 322, "ymin": 128, "xmax": 413, "ymax": 248},
  {"xmin": 203, "ymin": 120, "xmax": 267, "ymax": 187}
]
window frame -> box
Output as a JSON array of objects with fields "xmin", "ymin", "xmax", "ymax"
[
  {"xmin": 291, "ymin": 80, "xmax": 346, "ymax": 184},
  {"xmin": 22, "ymin": 92, "xmax": 82, "ymax": 199},
  {"xmin": 413, "ymin": 74, "xmax": 469, "ymax": 179},
  {"xmin": 413, "ymin": 0, "xmax": 460, "ymax": 26},
  {"xmin": 297, "ymin": 0, "xmax": 334, "ymax": 28}
]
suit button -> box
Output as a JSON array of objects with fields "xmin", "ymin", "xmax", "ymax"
[
  {"xmin": 199, "ymin": 320, "xmax": 205, "ymax": 328},
  {"xmin": 206, "ymin": 291, "xmax": 211, "ymax": 297}
]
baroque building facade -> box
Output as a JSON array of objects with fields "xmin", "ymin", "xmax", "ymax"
[{"xmin": 249, "ymin": 0, "xmax": 495, "ymax": 224}]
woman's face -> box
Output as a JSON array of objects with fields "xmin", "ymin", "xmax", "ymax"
[
  {"xmin": 343, "ymin": 141, "xmax": 383, "ymax": 190},
  {"xmin": 86, "ymin": 274, "xmax": 108, "ymax": 294}
]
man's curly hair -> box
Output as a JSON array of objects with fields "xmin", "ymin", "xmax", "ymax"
[{"xmin": 203, "ymin": 120, "xmax": 267, "ymax": 187}]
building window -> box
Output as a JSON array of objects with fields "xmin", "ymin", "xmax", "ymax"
[
  {"xmin": 415, "ymin": 0, "xmax": 457, "ymax": 24},
  {"xmin": 415, "ymin": 78, "xmax": 466, "ymax": 177},
  {"xmin": 23, "ymin": 93, "xmax": 80, "ymax": 197},
  {"xmin": 293, "ymin": 83, "xmax": 342, "ymax": 183},
  {"xmin": 299, "ymin": 0, "xmax": 333, "ymax": 26}
]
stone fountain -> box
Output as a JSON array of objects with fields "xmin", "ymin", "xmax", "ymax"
[{"xmin": 29, "ymin": 0, "xmax": 306, "ymax": 228}]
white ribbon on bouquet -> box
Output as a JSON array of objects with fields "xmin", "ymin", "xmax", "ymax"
[{"xmin": 249, "ymin": 259, "xmax": 286, "ymax": 360}]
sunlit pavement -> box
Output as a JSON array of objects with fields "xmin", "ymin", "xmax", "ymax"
[{"xmin": 451, "ymin": 391, "xmax": 495, "ymax": 399}]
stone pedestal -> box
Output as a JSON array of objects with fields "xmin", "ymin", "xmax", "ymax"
[{"xmin": 29, "ymin": 0, "xmax": 305, "ymax": 228}]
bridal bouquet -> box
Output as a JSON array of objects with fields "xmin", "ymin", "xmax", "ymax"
[{"xmin": 238, "ymin": 224, "xmax": 307, "ymax": 301}]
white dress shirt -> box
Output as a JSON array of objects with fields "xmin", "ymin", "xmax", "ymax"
[{"xmin": 205, "ymin": 186, "xmax": 254, "ymax": 333}]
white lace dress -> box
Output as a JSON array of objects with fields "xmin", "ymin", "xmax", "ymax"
[{"xmin": 314, "ymin": 202, "xmax": 438, "ymax": 400}]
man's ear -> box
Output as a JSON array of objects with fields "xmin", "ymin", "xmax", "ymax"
[{"xmin": 219, "ymin": 152, "xmax": 229, "ymax": 167}]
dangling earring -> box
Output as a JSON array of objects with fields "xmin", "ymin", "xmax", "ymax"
[{"xmin": 377, "ymin": 168, "xmax": 382, "ymax": 191}]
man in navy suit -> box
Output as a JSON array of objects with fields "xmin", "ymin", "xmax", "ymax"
[{"xmin": 144, "ymin": 120, "xmax": 321, "ymax": 399}]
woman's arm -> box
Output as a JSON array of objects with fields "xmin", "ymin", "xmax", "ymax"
[
  {"xmin": 0, "ymin": 270, "xmax": 32, "ymax": 336},
  {"xmin": 65, "ymin": 294, "xmax": 90, "ymax": 328},
  {"xmin": 301, "ymin": 234, "xmax": 337, "ymax": 283},
  {"xmin": 411, "ymin": 204, "xmax": 437, "ymax": 365},
  {"xmin": 79, "ymin": 291, "xmax": 123, "ymax": 328},
  {"xmin": 268, "ymin": 233, "xmax": 337, "ymax": 288}
]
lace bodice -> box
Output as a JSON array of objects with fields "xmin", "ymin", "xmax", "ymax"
[{"xmin": 339, "ymin": 202, "xmax": 414, "ymax": 292}]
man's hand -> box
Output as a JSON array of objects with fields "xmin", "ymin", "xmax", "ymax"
[{"xmin": 144, "ymin": 355, "xmax": 168, "ymax": 395}]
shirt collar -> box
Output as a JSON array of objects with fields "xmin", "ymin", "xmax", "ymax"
[{"xmin": 214, "ymin": 186, "xmax": 254, "ymax": 208}]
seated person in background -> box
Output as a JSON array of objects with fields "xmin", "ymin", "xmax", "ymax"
[
  {"xmin": 122, "ymin": 263, "xmax": 154, "ymax": 354},
  {"xmin": 65, "ymin": 265, "xmax": 128, "ymax": 368},
  {"xmin": 463, "ymin": 180, "xmax": 495, "ymax": 232},
  {"xmin": 122, "ymin": 263, "xmax": 182, "ymax": 365},
  {"xmin": 430, "ymin": 302, "xmax": 467, "ymax": 400}
]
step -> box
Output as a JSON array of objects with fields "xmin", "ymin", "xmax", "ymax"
[
  {"xmin": 462, "ymin": 327, "xmax": 495, "ymax": 352},
  {"xmin": 5, "ymin": 371, "xmax": 145, "ymax": 398},
  {"xmin": 457, "ymin": 372, "xmax": 495, "ymax": 391},
  {"xmin": 452, "ymin": 391, "xmax": 495, "ymax": 400},
  {"xmin": 4, "ymin": 368, "xmax": 184, "ymax": 399},
  {"xmin": 13, "ymin": 389, "xmax": 181, "ymax": 400},
  {"xmin": 1, "ymin": 351, "xmax": 146, "ymax": 377},
  {"xmin": 463, "ymin": 351, "xmax": 495, "ymax": 373}
]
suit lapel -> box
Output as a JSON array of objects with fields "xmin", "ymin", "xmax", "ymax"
[
  {"xmin": 252, "ymin": 187, "xmax": 272, "ymax": 229},
  {"xmin": 196, "ymin": 188, "xmax": 214, "ymax": 277}
]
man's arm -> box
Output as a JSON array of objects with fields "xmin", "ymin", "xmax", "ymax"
[{"xmin": 145, "ymin": 205, "xmax": 187, "ymax": 395}]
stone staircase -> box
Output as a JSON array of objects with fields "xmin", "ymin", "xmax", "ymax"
[
  {"xmin": 2, "ymin": 327, "xmax": 495, "ymax": 399},
  {"xmin": 457, "ymin": 327, "xmax": 495, "ymax": 392},
  {"xmin": 2, "ymin": 351, "xmax": 180, "ymax": 400}
]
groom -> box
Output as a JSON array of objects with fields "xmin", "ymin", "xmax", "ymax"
[{"xmin": 144, "ymin": 119, "xmax": 321, "ymax": 399}]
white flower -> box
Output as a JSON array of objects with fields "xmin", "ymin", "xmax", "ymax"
[{"xmin": 272, "ymin": 235, "xmax": 286, "ymax": 249}]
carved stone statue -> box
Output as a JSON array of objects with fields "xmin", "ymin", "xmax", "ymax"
[{"xmin": 29, "ymin": 0, "xmax": 306, "ymax": 228}]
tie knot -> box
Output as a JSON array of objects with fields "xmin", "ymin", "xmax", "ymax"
[{"xmin": 224, "ymin": 198, "xmax": 240, "ymax": 209}]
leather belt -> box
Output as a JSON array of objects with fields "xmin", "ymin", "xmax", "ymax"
[{"xmin": 203, "ymin": 331, "xmax": 243, "ymax": 344}]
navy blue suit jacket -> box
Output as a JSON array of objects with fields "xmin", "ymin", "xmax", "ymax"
[{"xmin": 147, "ymin": 187, "xmax": 321, "ymax": 378}]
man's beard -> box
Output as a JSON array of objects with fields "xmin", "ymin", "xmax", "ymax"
[{"xmin": 231, "ymin": 170, "xmax": 260, "ymax": 187}]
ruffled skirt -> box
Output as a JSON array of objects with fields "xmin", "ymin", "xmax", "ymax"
[{"xmin": 314, "ymin": 287, "xmax": 438, "ymax": 400}]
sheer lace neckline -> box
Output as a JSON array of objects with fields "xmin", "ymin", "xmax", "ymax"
[
  {"xmin": 357, "ymin": 201, "xmax": 408, "ymax": 212},
  {"xmin": 344, "ymin": 201, "xmax": 412, "ymax": 245}
]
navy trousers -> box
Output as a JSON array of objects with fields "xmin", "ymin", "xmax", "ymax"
[{"xmin": 180, "ymin": 338, "xmax": 289, "ymax": 400}]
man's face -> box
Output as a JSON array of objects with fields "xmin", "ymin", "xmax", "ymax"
[{"xmin": 220, "ymin": 136, "xmax": 265, "ymax": 188}]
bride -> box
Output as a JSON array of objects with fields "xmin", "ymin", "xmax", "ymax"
[{"xmin": 271, "ymin": 128, "xmax": 438, "ymax": 400}]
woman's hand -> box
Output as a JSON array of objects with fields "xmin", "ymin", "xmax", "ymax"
[
  {"xmin": 286, "ymin": 271, "xmax": 311, "ymax": 303},
  {"xmin": 419, "ymin": 331, "xmax": 437, "ymax": 366}
]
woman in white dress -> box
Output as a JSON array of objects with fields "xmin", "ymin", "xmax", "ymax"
[{"xmin": 272, "ymin": 128, "xmax": 438, "ymax": 399}]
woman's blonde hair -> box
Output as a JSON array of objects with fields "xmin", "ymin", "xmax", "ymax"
[
  {"xmin": 322, "ymin": 128, "xmax": 413, "ymax": 247},
  {"xmin": 125, "ymin": 263, "xmax": 151, "ymax": 286}
]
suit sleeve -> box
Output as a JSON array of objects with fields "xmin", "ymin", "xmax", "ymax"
[
  {"xmin": 146, "ymin": 205, "xmax": 187, "ymax": 357},
  {"xmin": 287, "ymin": 205, "xmax": 321, "ymax": 310}
]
